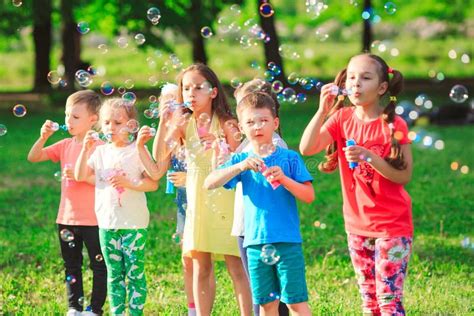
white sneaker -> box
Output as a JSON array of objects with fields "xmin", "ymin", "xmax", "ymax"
[
  {"xmin": 66, "ymin": 309, "xmax": 81, "ymax": 316},
  {"xmin": 81, "ymin": 311, "xmax": 99, "ymax": 316}
]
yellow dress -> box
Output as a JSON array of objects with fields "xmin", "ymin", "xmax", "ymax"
[{"xmin": 182, "ymin": 115, "xmax": 239, "ymax": 259}]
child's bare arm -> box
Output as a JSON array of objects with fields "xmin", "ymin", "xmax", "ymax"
[
  {"xmin": 152, "ymin": 105, "xmax": 183, "ymax": 164},
  {"xmin": 137, "ymin": 126, "xmax": 168, "ymax": 181},
  {"xmin": 75, "ymin": 131, "xmax": 96, "ymax": 181},
  {"xmin": 204, "ymin": 157, "xmax": 262, "ymax": 190},
  {"xmin": 27, "ymin": 120, "xmax": 55, "ymax": 162},
  {"xmin": 128, "ymin": 172, "xmax": 159, "ymax": 192},
  {"xmin": 262, "ymin": 166, "xmax": 315, "ymax": 203},
  {"xmin": 300, "ymin": 84, "xmax": 337, "ymax": 156},
  {"xmin": 283, "ymin": 180, "xmax": 314, "ymax": 204},
  {"xmin": 85, "ymin": 174, "xmax": 96, "ymax": 185}
]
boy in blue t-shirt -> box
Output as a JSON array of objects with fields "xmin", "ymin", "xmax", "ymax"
[{"xmin": 204, "ymin": 92, "xmax": 314, "ymax": 315}]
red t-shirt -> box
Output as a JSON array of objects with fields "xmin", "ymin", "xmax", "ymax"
[
  {"xmin": 324, "ymin": 107, "xmax": 413, "ymax": 237},
  {"xmin": 45, "ymin": 138, "xmax": 101, "ymax": 226}
]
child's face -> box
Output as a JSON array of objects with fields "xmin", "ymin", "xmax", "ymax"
[
  {"xmin": 239, "ymin": 107, "xmax": 278, "ymax": 145},
  {"xmin": 182, "ymin": 71, "xmax": 217, "ymax": 113},
  {"xmin": 101, "ymin": 106, "xmax": 130, "ymax": 145},
  {"xmin": 65, "ymin": 102, "xmax": 97, "ymax": 137},
  {"xmin": 345, "ymin": 55, "xmax": 388, "ymax": 107}
]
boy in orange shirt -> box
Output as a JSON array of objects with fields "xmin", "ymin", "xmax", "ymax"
[{"xmin": 28, "ymin": 90, "xmax": 106, "ymax": 316}]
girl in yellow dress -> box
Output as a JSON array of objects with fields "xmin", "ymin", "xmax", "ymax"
[{"xmin": 153, "ymin": 64, "xmax": 252, "ymax": 316}]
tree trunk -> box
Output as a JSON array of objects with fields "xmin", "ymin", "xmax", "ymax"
[
  {"xmin": 192, "ymin": 30, "xmax": 207, "ymax": 64},
  {"xmin": 258, "ymin": 0, "xmax": 287, "ymax": 85},
  {"xmin": 32, "ymin": 0, "xmax": 52, "ymax": 92},
  {"xmin": 362, "ymin": 0, "xmax": 372, "ymax": 52},
  {"xmin": 190, "ymin": 0, "xmax": 208, "ymax": 64},
  {"xmin": 61, "ymin": 0, "xmax": 83, "ymax": 90}
]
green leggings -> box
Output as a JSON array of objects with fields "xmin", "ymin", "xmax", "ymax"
[{"xmin": 99, "ymin": 229, "xmax": 147, "ymax": 315}]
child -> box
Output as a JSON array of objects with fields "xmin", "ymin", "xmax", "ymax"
[
  {"xmin": 27, "ymin": 90, "xmax": 106, "ymax": 316},
  {"xmin": 233, "ymin": 79, "xmax": 289, "ymax": 316},
  {"xmin": 300, "ymin": 53, "xmax": 413, "ymax": 315},
  {"xmin": 75, "ymin": 98, "xmax": 158, "ymax": 315},
  {"xmin": 205, "ymin": 92, "xmax": 315, "ymax": 316},
  {"xmin": 137, "ymin": 83, "xmax": 215, "ymax": 316},
  {"xmin": 153, "ymin": 64, "xmax": 252, "ymax": 315}
]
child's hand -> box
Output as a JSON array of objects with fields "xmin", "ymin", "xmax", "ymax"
[
  {"xmin": 262, "ymin": 166, "xmax": 286, "ymax": 182},
  {"xmin": 137, "ymin": 126, "xmax": 153, "ymax": 146},
  {"xmin": 159, "ymin": 100, "xmax": 176, "ymax": 122},
  {"xmin": 343, "ymin": 145, "xmax": 371, "ymax": 163},
  {"xmin": 83, "ymin": 130, "xmax": 97, "ymax": 151},
  {"xmin": 318, "ymin": 83, "xmax": 338, "ymax": 114},
  {"xmin": 240, "ymin": 157, "xmax": 264, "ymax": 172},
  {"xmin": 40, "ymin": 120, "xmax": 55, "ymax": 140},
  {"xmin": 168, "ymin": 171, "xmax": 186, "ymax": 187},
  {"xmin": 62, "ymin": 163, "xmax": 74, "ymax": 181},
  {"xmin": 199, "ymin": 132, "xmax": 216, "ymax": 149},
  {"xmin": 108, "ymin": 172, "xmax": 131, "ymax": 189}
]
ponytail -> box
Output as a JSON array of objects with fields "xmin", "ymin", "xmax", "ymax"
[{"xmin": 382, "ymin": 68, "xmax": 406, "ymax": 170}]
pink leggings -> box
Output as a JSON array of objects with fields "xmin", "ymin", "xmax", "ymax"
[{"xmin": 347, "ymin": 233, "xmax": 412, "ymax": 316}]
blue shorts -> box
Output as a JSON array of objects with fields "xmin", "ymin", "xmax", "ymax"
[{"xmin": 246, "ymin": 242, "xmax": 308, "ymax": 305}]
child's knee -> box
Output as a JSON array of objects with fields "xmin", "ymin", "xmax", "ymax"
[
  {"xmin": 261, "ymin": 300, "xmax": 279, "ymax": 313},
  {"xmin": 194, "ymin": 262, "xmax": 212, "ymax": 278},
  {"xmin": 287, "ymin": 302, "xmax": 311, "ymax": 315},
  {"xmin": 182, "ymin": 256, "xmax": 193, "ymax": 272}
]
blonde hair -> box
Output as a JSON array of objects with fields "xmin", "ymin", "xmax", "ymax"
[
  {"xmin": 100, "ymin": 98, "xmax": 139, "ymax": 140},
  {"xmin": 66, "ymin": 90, "xmax": 101, "ymax": 115}
]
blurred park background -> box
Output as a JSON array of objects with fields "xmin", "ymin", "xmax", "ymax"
[{"xmin": 0, "ymin": 0, "xmax": 473, "ymax": 314}]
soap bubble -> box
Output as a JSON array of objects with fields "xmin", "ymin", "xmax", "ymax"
[
  {"xmin": 271, "ymin": 80, "xmax": 284, "ymax": 94},
  {"xmin": 122, "ymin": 92, "xmax": 137, "ymax": 105},
  {"xmin": 60, "ymin": 229, "xmax": 74, "ymax": 242},
  {"xmin": 201, "ymin": 27, "xmax": 213, "ymax": 38},
  {"xmin": 100, "ymin": 81, "xmax": 114, "ymax": 96},
  {"xmin": 76, "ymin": 21, "xmax": 90, "ymax": 35},
  {"xmin": 134, "ymin": 33, "xmax": 146, "ymax": 45},
  {"xmin": 13, "ymin": 104, "xmax": 27, "ymax": 117},
  {"xmin": 126, "ymin": 119, "xmax": 140, "ymax": 133},
  {"xmin": 147, "ymin": 7, "xmax": 161, "ymax": 25},
  {"xmin": 384, "ymin": 2, "xmax": 397, "ymax": 15},
  {"xmin": 260, "ymin": 244, "xmax": 280, "ymax": 265},
  {"xmin": 449, "ymin": 85, "xmax": 468, "ymax": 103},
  {"xmin": 47, "ymin": 71, "xmax": 61, "ymax": 84},
  {"xmin": 231, "ymin": 78, "xmax": 242, "ymax": 89},
  {"xmin": 259, "ymin": 3, "xmax": 274, "ymax": 17},
  {"xmin": 0, "ymin": 124, "xmax": 7, "ymax": 136},
  {"xmin": 98, "ymin": 44, "xmax": 108, "ymax": 54}
]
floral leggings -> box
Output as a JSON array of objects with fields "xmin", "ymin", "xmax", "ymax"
[{"xmin": 347, "ymin": 233, "xmax": 412, "ymax": 316}]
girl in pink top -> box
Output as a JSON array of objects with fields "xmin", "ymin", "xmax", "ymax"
[{"xmin": 300, "ymin": 54, "xmax": 413, "ymax": 315}]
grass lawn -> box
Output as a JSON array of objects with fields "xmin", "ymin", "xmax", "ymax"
[
  {"xmin": 0, "ymin": 96, "xmax": 473, "ymax": 314},
  {"xmin": 0, "ymin": 37, "xmax": 473, "ymax": 92}
]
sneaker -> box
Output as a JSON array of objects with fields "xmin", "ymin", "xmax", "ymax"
[
  {"xmin": 66, "ymin": 309, "xmax": 81, "ymax": 316},
  {"xmin": 81, "ymin": 311, "xmax": 99, "ymax": 316}
]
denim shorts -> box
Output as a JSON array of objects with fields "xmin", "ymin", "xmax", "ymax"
[
  {"xmin": 175, "ymin": 188, "xmax": 187, "ymax": 234},
  {"xmin": 246, "ymin": 242, "xmax": 308, "ymax": 305}
]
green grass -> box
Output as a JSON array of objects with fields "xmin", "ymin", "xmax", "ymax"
[
  {"xmin": 0, "ymin": 97, "xmax": 473, "ymax": 314},
  {"xmin": 0, "ymin": 36, "xmax": 473, "ymax": 92}
]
